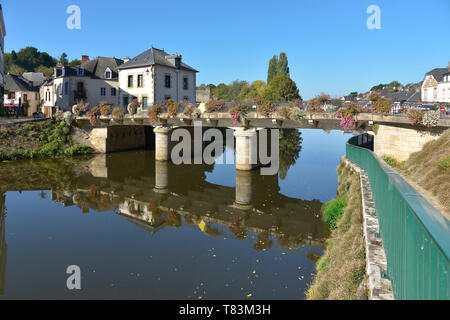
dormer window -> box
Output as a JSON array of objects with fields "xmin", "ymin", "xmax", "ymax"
[
  {"xmin": 105, "ymin": 68, "xmax": 112, "ymax": 79},
  {"xmin": 77, "ymin": 67, "xmax": 84, "ymax": 76}
]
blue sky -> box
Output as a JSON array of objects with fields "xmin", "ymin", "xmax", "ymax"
[{"xmin": 2, "ymin": 0, "xmax": 449, "ymax": 99}]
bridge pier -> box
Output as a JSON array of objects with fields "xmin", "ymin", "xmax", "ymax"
[
  {"xmin": 154, "ymin": 126, "xmax": 172, "ymax": 161},
  {"xmin": 234, "ymin": 128, "xmax": 261, "ymax": 171}
]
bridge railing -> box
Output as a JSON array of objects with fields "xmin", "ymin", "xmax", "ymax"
[{"xmin": 346, "ymin": 134, "xmax": 449, "ymax": 300}]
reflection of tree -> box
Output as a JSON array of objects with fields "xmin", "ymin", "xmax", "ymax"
[
  {"xmin": 253, "ymin": 233, "xmax": 273, "ymax": 251},
  {"xmin": 204, "ymin": 224, "xmax": 223, "ymax": 237},
  {"xmin": 229, "ymin": 217, "xmax": 247, "ymax": 240},
  {"xmin": 278, "ymin": 129, "xmax": 303, "ymax": 180},
  {"xmin": 167, "ymin": 210, "xmax": 181, "ymax": 228},
  {"xmin": 0, "ymin": 191, "xmax": 6, "ymax": 295}
]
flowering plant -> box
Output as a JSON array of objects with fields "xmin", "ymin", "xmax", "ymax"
[
  {"xmin": 112, "ymin": 107, "xmax": 124, "ymax": 123},
  {"xmin": 422, "ymin": 110, "xmax": 439, "ymax": 127},
  {"xmin": 277, "ymin": 105, "xmax": 291, "ymax": 119},
  {"xmin": 257, "ymin": 102, "xmax": 275, "ymax": 117},
  {"xmin": 147, "ymin": 104, "xmax": 165, "ymax": 124},
  {"xmin": 407, "ymin": 108, "xmax": 424, "ymax": 125},
  {"xmin": 335, "ymin": 103, "xmax": 360, "ymax": 130},
  {"xmin": 205, "ymin": 99, "xmax": 226, "ymax": 113},
  {"xmin": 229, "ymin": 103, "xmax": 249, "ymax": 125},
  {"xmin": 87, "ymin": 106, "xmax": 101, "ymax": 126},
  {"xmin": 127, "ymin": 99, "xmax": 140, "ymax": 115},
  {"xmin": 166, "ymin": 99, "xmax": 180, "ymax": 117},
  {"xmin": 99, "ymin": 101, "xmax": 111, "ymax": 116}
]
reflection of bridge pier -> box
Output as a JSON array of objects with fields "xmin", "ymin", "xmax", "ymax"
[
  {"xmin": 0, "ymin": 191, "xmax": 7, "ymax": 295},
  {"xmin": 154, "ymin": 160, "xmax": 169, "ymax": 194},
  {"xmin": 234, "ymin": 170, "xmax": 253, "ymax": 210}
]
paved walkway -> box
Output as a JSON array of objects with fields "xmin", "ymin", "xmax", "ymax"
[{"xmin": 0, "ymin": 117, "xmax": 46, "ymax": 126}]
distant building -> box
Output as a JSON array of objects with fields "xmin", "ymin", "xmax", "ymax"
[
  {"xmin": 117, "ymin": 47, "xmax": 198, "ymax": 109},
  {"xmin": 4, "ymin": 73, "xmax": 40, "ymax": 116},
  {"xmin": 196, "ymin": 87, "xmax": 212, "ymax": 103},
  {"xmin": 421, "ymin": 63, "xmax": 450, "ymax": 103},
  {"xmin": 0, "ymin": 5, "xmax": 6, "ymax": 108},
  {"xmin": 42, "ymin": 56, "xmax": 124, "ymax": 111}
]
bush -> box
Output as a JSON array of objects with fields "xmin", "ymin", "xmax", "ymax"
[
  {"xmin": 438, "ymin": 155, "xmax": 450, "ymax": 171},
  {"xmin": 112, "ymin": 107, "xmax": 125, "ymax": 122},
  {"xmin": 382, "ymin": 155, "xmax": 399, "ymax": 167},
  {"xmin": 277, "ymin": 105, "xmax": 291, "ymax": 119},
  {"xmin": 148, "ymin": 104, "xmax": 165, "ymax": 124},
  {"xmin": 229, "ymin": 103, "xmax": 249, "ymax": 125},
  {"xmin": 166, "ymin": 99, "xmax": 180, "ymax": 117},
  {"xmin": 422, "ymin": 110, "xmax": 440, "ymax": 128},
  {"xmin": 99, "ymin": 102, "xmax": 111, "ymax": 116},
  {"xmin": 289, "ymin": 107, "xmax": 306, "ymax": 121},
  {"xmin": 257, "ymin": 102, "xmax": 275, "ymax": 117},
  {"xmin": 127, "ymin": 100, "xmax": 140, "ymax": 115},
  {"xmin": 205, "ymin": 99, "xmax": 225, "ymax": 113},
  {"xmin": 407, "ymin": 108, "xmax": 424, "ymax": 125},
  {"xmin": 322, "ymin": 197, "xmax": 347, "ymax": 230}
]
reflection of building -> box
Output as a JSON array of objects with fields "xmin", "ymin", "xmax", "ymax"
[
  {"xmin": 0, "ymin": 5, "xmax": 5, "ymax": 108},
  {"xmin": 117, "ymin": 47, "xmax": 198, "ymax": 109},
  {"xmin": 0, "ymin": 192, "xmax": 7, "ymax": 295}
]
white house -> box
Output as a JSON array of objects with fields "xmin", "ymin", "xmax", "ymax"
[
  {"xmin": 42, "ymin": 56, "xmax": 124, "ymax": 112},
  {"xmin": 4, "ymin": 73, "xmax": 40, "ymax": 116},
  {"xmin": 0, "ymin": 4, "xmax": 6, "ymax": 108},
  {"xmin": 117, "ymin": 47, "xmax": 198, "ymax": 109},
  {"xmin": 421, "ymin": 63, "xmax": 450, "ymax": 103}
]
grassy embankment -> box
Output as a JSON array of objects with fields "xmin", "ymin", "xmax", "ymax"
[
  {"xmin": 0, "ymin": 120, "xmax": 92, "ymax": 161},
  {"xmin": 381, "ymin": 129, "xmax": 450, "ymax": 215},
  {"xmin": 307, "ymin": 161, "xmax": 367, "ymax": 300}
]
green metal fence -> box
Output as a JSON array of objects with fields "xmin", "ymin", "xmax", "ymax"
[{"xmin": 346, "ymin": 134, "xmax": 449, "ymax": 300}]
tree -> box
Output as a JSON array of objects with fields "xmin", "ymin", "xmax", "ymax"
[
  {"xmin": 264, "ymin": 74, "xmax": 300, "ymax": 102},
  {"xmin": 267, "ymin": 55, "xmax": 278, "ymax": 84},
  {"xmin": 278, "ymin": 129, "xmax": 302, "ymax": 180},
  {"xmin": 4, "ymin": 47, "xmax": 57, "ymax": 74},
  {"xmin": 68, "ymin": 59, "xmax": 82, "ymax": 67},
  {"xmin": 349, "ymin": 92, "xmax": 358, "ymax": 98},
  {"xmin": 60, "ymin": 53, "xmax": 69, "ymax": 65},
  {"xmin": 277, "ymin": 52, "xmax": 290, "ymax": 77}
]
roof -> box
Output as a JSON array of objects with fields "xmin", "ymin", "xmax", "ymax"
[
  {"xmin": 406, "ymin": 92, "xmax": 421, "ymax": 102},
  {"xmin": 383, "ymin": 91, "xmax": 418, "ymax": 102},
  {"xmin": 117, "ymin": 47, "xmax": 198, "ymax": 72},
  {"xmin": 80, "ymin": 57, "xmax": 124, "ymax": 80},
  {"xmin": 4, "ymin": 74, "xmax": 39, "ymax": 92},
  {"xmin": 425, "ymin": 68, "xmax": 449, "ymax": 83},
  {"xmin": 55, "ymin": 57, "xmax": 124, "ymax": 80}
]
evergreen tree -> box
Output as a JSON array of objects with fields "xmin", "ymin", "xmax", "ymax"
[
  {"xmin": 267, "ymin": 55, "xmax": 278, "ymax": 84},
  {"xmin": 277, "ymin": 52, "xmax": 290, "ymax": 77}
]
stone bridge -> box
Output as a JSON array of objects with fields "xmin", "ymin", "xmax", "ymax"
[{"xmin": 73, "ymin": 112, "xmax": 450, "ymax": 164}]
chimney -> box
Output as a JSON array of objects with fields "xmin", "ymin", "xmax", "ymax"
[
  {"xmin": 166, "ymin": 54, "xmax": 182, "ymax": 69},
  {"xmin": 124, "ymin": 56, "xmax": 130, "ymax": 63},
  {"xmin": 82, "ymin": 55, "xmax": 90, "ymax": 63},
  {"xmin": 448, "ymin": 61, "xmax": 450, "ymax": 72}
]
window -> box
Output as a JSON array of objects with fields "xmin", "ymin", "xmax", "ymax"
[
  {"xmin": 23, "ymin": 94, "xmax": 28, "ymax": 102},
  {"xmin": 128, "ymin": 75, "xmax": 133, "ymax": 88},
  {"xmin": 64, "ymin": 82, "xmax": 69, "ymax": 95},
  {"xmin": 35, "ymin": 93, "xmax": 39, "ymax": 100},
  {"xmin": 101, "ymin": 88, "xmax": 106, "ymax": 96},
  {"xmin": 137, "ymin": 74, "xmax": 144, "ymax": 87},
  {"xmin": 183, "ymin": 77, "xmax": 188, "ymax": 90},
  {"xmin": 105, "ymin": 68, "xmax": 112, "ymax": 79},
  {"xmin": 142, "ymin": 96, "xmax": 148, "ymax": 108},
  {"xmin": 165, "ymin": 74, "xmax": 171, "ymax": 88},
  {"xmin": 111, "ymin": 88, "xmax": 117, "ymax": 96},
  {"xmin": 77, "ymin": 67, "xmax": 84, "ymax": 76}
]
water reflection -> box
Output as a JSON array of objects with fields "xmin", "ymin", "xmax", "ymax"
[{"xmin": 0, "ymin": 128, "xmax": 343, "ymax": 299}]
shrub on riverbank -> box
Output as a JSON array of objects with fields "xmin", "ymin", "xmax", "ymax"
[
  {"xmin": 307, "ymin": 160, "xmax": 367, "ymax": 300},
  {"xmin": 322, "ymin": 197, "xmax": 347, "ymax": 230},
  {"xmin": 0, "ymin": 120, "xmax": 93, "ymax": 162},
  {"xmin": 399, "ymin": 129, "xmax": 450, "ymax": 214}
]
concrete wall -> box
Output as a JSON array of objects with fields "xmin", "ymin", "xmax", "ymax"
[
  {"xmin": 374, "ymin": 124, "xmax": 443, "ymax": 161},
  {"xmin": 88, "ymin": 126, "xmax": 147, "ymax": 153}
]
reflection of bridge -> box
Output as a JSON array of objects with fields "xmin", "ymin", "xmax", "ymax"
[
  {"xmin": 74, "ymin": 112, "xmax": 450, "ymax": 163},
  {"xmin": 0, "ymin": 152, "xmax": 329, "ymax": 256}
]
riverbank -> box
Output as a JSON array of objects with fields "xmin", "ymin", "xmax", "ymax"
[
  {"xmin": 381, "ymin": 129, "xmax": 449, "ymax": 218},
  {"xmin": 307, "ymin": 160, "xmax": 367, "ymax": 300},
  {"xmin": 0, "ymin": 119, "xmax": 93, "ymax": 161}
]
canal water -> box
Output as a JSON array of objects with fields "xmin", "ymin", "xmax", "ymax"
[{"xmin": 0, "ymin": 129, "xmax": 352, "ymax": 299}]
